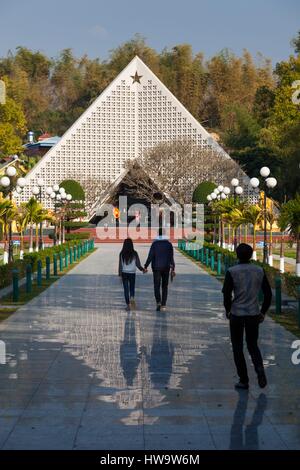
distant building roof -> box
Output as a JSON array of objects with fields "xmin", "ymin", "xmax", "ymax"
[
  {"xmin": 24, "ymin": 136, "xmax": 61, "ymax": 149},
  {"xmin": 38, "ymin": 132, "xmax": 52, "ymax": 141}
]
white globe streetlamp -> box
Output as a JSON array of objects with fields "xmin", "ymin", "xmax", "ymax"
[
  {"xmin": 266, "ymin": 177, "xmax": 277, "ymax": 189},
  {"xmin": 249, "ymin": 177, "xmax": 260, "ymax": 188},
  {"xmin": 235, "ymin": 186, "xmax": 243, "ymax": 195},
  {"xmin": 1, "ymin": 166, "xmax": 19, "ymax": 262},
  {"xmin": 6, "ymin": 166, "xmax": 17, "ymax": 177},
  {"xmin": 0, "ymin": 176, "xmax": 10, "ymax": 187},
  {"xmin": 32, "ymin": 186, "xmax": 40, "ymax": 196},
  {"xmin": 17, "ymin": 177, "xmax": 26, "ymax": 188},
  {"xmin": 231, "ymin": 178, "xmax": 239, "ymax": 187},
  {"xmin": 260, "ymin": 166, "xmax": 270, "ymax": 178}
]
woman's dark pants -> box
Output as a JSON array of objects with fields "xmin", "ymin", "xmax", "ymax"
[{"xmin": 122, "ymin": 273, "xmax": 136, "ymax": 305}]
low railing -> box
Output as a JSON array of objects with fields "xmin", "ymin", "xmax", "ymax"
[{"xmin": 178, "ymin": 239, "xmax": 300, "ymax": 327}]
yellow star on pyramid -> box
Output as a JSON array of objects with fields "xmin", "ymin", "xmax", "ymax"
[{"xmin": 131, "ymin": 71, "xmax": 142, "ymax": 84}]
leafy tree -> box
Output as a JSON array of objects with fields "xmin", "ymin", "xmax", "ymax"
[
  {"xmin": 271, "ymin": 54, "xmax": 300, "ymax": 132},
  {"xmin": 222, "ymin": 104, "xmax": 261, "ymax": 149},
  {"xmin": 278, "ymin": 194, "xmax": 300, "ymax": 275},
  {"xmin": 291, "ymin": 30, "xmax": 300, "ymax": 55},
  {"xmin": 108, "ymin": 34, "xmax": 159, "ymax": 75},
  {"xmin": 253, "ymin": 85, "xmax": 275, "ymax": 127},
  {"xmin": 159, "ymin": 44, "xmax": 206, "ymax": 120},
  {"xmin": 0, "ymin": 93, "xmax": 27, "ymax": 156}
]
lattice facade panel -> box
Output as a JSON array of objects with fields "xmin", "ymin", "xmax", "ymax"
[{"xmin": 18, "ymin": 57, "xmax": 253, "ymax": 210}]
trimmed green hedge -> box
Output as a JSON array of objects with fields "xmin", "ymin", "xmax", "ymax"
[
  {"xmin": 202, "ymin": 241, "xmax": 300, "ymax": 299},
  {"xmin": 0, "ymin": 241, "xmax": 80, "ymax": 290},
  {"xmin": 180, "ymin": 239, "xmax": 299, "ymax": 299},
  {"xmin": 65, "ymin": 232, "xmax": 90, "ymax": 240},
  {"xmin": 63, "ymin": 221, "xmax": 89, "ymax": 229}
]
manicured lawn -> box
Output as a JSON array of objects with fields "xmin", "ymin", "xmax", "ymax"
[
  {"xmin": 269, "ymin": 309, "xmax": 300, "ymax": 339},
  {"xmin": 272, "ymin": 249, "xmax": 296, "ymax": 260},
  {"xmin": 0, "ymin": 307, "xmax": 17, "ymax": 323}
]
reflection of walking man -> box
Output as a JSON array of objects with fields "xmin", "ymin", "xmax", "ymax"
[
  {"xmin": 144, "ymin": 228, "xmax": 175, "ymax": 311},
  {"xmin": 222, "ymin": 244, "xmax": 272, "ymax": 390}
]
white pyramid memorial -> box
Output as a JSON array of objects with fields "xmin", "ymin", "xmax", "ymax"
[{"xmin": 19, "ymin": 56, "xmax": 247, "ymax": 210}]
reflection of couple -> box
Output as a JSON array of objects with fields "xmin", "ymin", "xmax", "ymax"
[
  {"xmin": 120, "ymin": 311, "xmax": 174, "ymax": 388},
  {"xmin": 118, "ymin": 229, "xmax": 175, "ymax": 312}
]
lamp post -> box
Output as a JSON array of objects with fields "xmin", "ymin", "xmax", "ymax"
[
  {"xmin": 230, "ymin": 179, "xmax": 243, "ymax": 249},
  {"xmin": 207, "ymin": 186, "xmax": 230, "ymax": 248},
  {"xmin": 59, "ymin": 191, "xmax": 72, "ymax": 244},
  {"xmin": 46, "ymin": 185, "xmax": 72, "ymax": 245},
  {"xmin": 32, "ymin": 178, "xmax": 45, "ymax": 251},
  {"xmin": 250, "ymin": 167, "xmax": 277, "ymax": 265},
  {"xmin": 47, "ymin": 184, "xmax": 61, "ymax": 245},
  {"xmin": 0, "ymin": 164, "xmax": 26, "ymax": 263}
]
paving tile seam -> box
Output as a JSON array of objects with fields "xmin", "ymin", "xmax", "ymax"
[{"xmin": 0, "ymin": 345, "xmax": 63, "ymax": 450}]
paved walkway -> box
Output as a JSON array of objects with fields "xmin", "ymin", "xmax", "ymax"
[{"xmin": 0, "ymin": 244, "xmax": 299, "ymax": 450}]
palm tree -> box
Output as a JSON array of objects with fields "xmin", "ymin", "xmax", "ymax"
[
  {"xmin": 243, "ymin": 205, "xmax": 263, "ymax": 261},
  {"xmin": 0, "ymin": 197, "xmax": 15, "ymax": 264},
  {"xmin": 24, "ymin": 198, "xmax": 43, "ymax": 253},
  {"xmin": 228, "ymin": 205, "xmax": 247, "ymax": 250},
  {"xmin": 278, "ymin": 194, "xmax": 300, "ymax": 277},
  {"xmin": 266, "ymin": 204, "xmax": 278, "ymax": 266},
  {"xmin": 15, "ymin": 205, "xmax": 28, "ymax": 259},
  {"xmin": 33, "ymin": 207, "xmax": 51, "ymax": 251},
  {"xmin": 0, "ymin": 198, "xmax": 12, "ymax": 236},
  {"xmin": 215, "ymin": 198, "xmax": 247, "ymax": 250},
  {"xmin": 213, "ymin": 198, "xmax": 236, "ymax": 249}
]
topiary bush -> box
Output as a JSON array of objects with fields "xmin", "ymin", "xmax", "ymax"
[
  {"xmin": 192, "ymin": 181, "xmax": 217, "ymax": 204},
  {"xmin": 60, "ymin": 180, "xmax": 85, "ymax": 201}
]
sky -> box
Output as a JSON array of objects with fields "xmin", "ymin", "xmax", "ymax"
[{"xmin": 0, "ymin": 0, "xmax": 299, "ymax": 65}]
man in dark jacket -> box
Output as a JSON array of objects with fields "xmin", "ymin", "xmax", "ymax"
[
  {"xmin": 144, "ymin": 228, "xmax": 175, "ymax": 311},
  {"xmin": 222, "ymin": 243, "xmax": 272, "ymax": 390}
]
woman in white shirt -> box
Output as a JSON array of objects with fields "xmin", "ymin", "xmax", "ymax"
[{"xmin": 118, "ymin": 238, "xmax": 144, "ymax": 310}]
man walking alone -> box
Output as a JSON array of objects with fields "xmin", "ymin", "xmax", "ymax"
[
  {"xmin": 144, "ymin": 228, "xmax": 175, "ymax": 311},
  {"xmin": 222, "ymin": 243, "xmax": 272, "ymax": 390}
]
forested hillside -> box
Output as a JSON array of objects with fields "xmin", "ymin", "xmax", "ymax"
[{"xmin": 0, "ymin": 32, "xmax": 299, "ymax": 201}]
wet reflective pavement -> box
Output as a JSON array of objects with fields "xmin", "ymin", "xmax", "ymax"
[{"xmin": 0, "ymin": 244, "xmax": 299, "ymax": 450}]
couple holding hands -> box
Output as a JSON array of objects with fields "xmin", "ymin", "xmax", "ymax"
[{"xmin": 118, "ymin": 229, "xmax": 175, "ymax": 311}]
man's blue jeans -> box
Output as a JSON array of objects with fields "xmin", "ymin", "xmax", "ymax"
[{"xmin": 121, "ymin": 272, "xmax": 136, "ymax": 305}]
